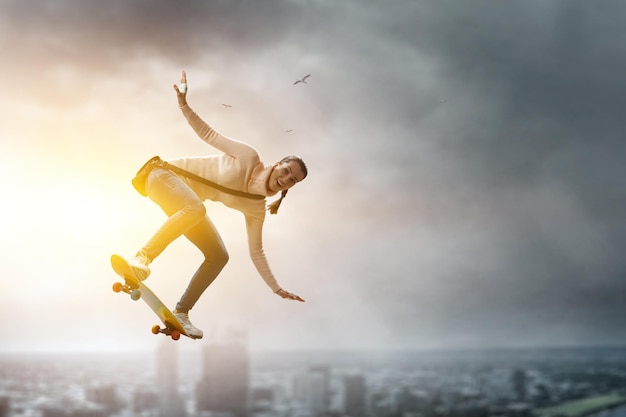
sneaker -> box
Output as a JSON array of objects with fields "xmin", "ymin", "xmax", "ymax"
[
  {"xmin": 111, "ymin": 253, "xmax": 151, "ymax": 282},
  {"xmin": 173, "ymin": 312, "xmax": 204, "ymax": 339},
  {"xmin": 128, "ymin": 252, "xmax": 151, "ymax": 281}
]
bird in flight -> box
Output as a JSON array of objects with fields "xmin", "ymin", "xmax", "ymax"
[
  {"xmin": 293, "ymin": 74, "xmax": 311, "ymax": 85},
  {"xmin": 285, "ymin": 129, "xmax": 293, "ymax": 133},
  {"xmin": 222, "ymin": 103, "xmax": 232, "ymax": 108}
]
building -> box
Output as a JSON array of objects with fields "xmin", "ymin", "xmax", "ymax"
[
  {"xmin": 511, "ymin": 369, "xmax": 528, "ymax": 402},
  {"xmin": 0, "ymin": 396, "xmax": 8, "ymax": 417},
  {"xmin": 156, "ymin": 339, "xmax": 185, "ymax": 417},
  {"xmin": 293, "ymin": 366, "xmax": 331, "ymax": 416},
  {"xmin": 196, "ymin": 327, "xmax": 250, "ymax": 417},
  {"xmin": 343, "ymin": 374, "xmax": 366, "ymax": 417}
]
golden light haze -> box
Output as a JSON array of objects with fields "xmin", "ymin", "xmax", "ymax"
[{"xmin": 0, "ymin": 58, "xmax": 322, "ymax": 351}]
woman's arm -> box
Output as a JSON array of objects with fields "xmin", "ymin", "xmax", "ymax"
[
  {"xmin": 245, "ymin": 215, "xmax": 305, "ymax": 302},
  {"xmin": 173, "ymin": 70, "xmax": 257, "ymax": 157}
]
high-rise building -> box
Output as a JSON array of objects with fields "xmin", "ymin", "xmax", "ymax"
[
  {"xmin": 293, "ymin": 365, "xmax": 331, "ymax": 416},
  {"xmin": 156, "ymin": 339, "xmax": 185, "ymax": 417},
  {"xmin": 511, "ymin": 368, "xmax": 527, "ymax": 402},
  {"xmin": 344, "ymin": 374, "xmax": 366, "ymax": 417},
  {"xmin": 196, "ymin": 327, "xmax": 250, "ymax": 417},
  {"xmin": 0, "ymin": 396, "xmax": 8, "ymax": 417}
]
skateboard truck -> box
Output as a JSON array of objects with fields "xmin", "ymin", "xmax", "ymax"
[
  {"xmin": 152, "ymin": 323, "xmax": 182, "ymax": 340},
  {"xmin": 112, "ymin": 279, "xmax": 142, "ymax": 301}
]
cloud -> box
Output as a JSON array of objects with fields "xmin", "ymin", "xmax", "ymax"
[{"xmin": 0, "ymin": 0, "xmax": 625, "ymax": 351}]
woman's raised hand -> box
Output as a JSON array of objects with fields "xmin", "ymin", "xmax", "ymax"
[{"xmin": 173, "ymin": 70, "xmax": 188, "ymax": 108}]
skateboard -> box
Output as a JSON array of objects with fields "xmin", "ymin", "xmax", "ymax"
[{"xmin": 110, "ymin": 254, "xmax": 198, "ymax": 340}]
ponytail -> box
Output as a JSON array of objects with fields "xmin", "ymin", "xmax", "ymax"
[{"xmin": 267, "ymin": 190, "xmax": 288, "ymax": 215}]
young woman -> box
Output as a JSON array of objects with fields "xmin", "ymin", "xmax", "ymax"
[{"xmin": 112, "ymin": 71, "xmax": 307, "ymax": 339}]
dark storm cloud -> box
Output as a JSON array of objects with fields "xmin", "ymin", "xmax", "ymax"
[
  {"xmin": 1, "ymin": 0, "xmax": 303, "ymax": 68},
  {"xmin": 446, "ymin": 3, "xmax": 626, "ymax": 179},
  {"xmin": 297, "ymin": 0, "xmax": 626, "ymax": 345}
]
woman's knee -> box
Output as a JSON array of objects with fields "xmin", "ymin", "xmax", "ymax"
[
  {"xmin": 185, "ymin": 201, "xmax": 206, "ymax": 220},
  {"xmin": 215, "ymin": 248, "xmax": 229, "ymax": 268},
  {"xmin": 201, "ymin": 249, "xmax": 229, "ymax": 271}
]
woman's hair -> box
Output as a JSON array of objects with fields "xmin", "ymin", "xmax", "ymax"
[
  {"xmin": 279, "ymin": 155, "xmax": 308, "ymax": 179},
  {"xmin": 266, "ymin": 156, "xmax": 307, "ymax": 215}
]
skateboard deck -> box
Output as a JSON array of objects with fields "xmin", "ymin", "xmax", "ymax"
[{"xmin": 110, "ymin": 254, "xmax": 199, "ymax": 340}]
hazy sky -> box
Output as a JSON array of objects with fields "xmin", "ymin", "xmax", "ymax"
[{"xmin": 1, "ymin": 0, "xmax": 624, "ymax": 353}]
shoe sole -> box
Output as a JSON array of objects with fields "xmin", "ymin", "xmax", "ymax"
[
  {"xmin": 111, "ymin": 254, "xmax": 131, "ymax": 275},
  {"xmin": 111, "ymin": 254, "xmax": 144, "ymax": 283},
  {"xmin": 177, "ymin": 326, "xmax": 204, "ymax": 339}
]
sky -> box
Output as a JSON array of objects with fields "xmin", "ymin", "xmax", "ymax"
[{"xmin": 0, "ymin": 0, "xmax": 624, "ymax": 353}]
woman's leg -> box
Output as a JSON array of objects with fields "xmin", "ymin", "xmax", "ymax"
[
  {"xmin": 144, "ymin": 168, "xmax": 229, "ymax": 312},
  {"xmin": 140, "ymin": 168, "xmax": 207, "ymax": 261},
  {"xmin": 175, "ymin": 217, "xmax": 229, "ymax": 313}
]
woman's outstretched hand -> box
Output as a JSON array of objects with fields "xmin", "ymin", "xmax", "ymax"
[
  {"xmin": 275, "ymin": 288, "xmax": 305, "ymax": 302},
  {"xmin": 173, "ymin": 70, "xmax": 187, "ymax": 108}
]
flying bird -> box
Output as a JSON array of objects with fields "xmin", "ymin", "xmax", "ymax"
[
  {"xmin": 293, "ymin": 74, "xmax": 311, "ymax": 85},
  {"xmin": 285, "ymin": 129, "xmax": 293, "ymax": 133},
  {"xmin": 222, "ymin": 103, "xmax": 232, "ymax": 108}
]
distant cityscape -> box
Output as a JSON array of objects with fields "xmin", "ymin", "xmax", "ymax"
[{"xmin": 1, "ymin": 331, "xmax": 626, "ymax": 417}]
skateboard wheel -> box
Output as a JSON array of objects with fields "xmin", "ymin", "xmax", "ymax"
[
  {"xmin": 130, "ymin": 289, "xmax": 141, "ymax": 301},
  {"xmin": 112, "ymin": 282, "xmax": 123, "ymax": 293},
  {"xmin": 171, "ymin": 330, "xmax": 181, "ymax": 341},
  {"xmin": 151, "ymin": 325, "xmax": 161, "ymax": 335}
]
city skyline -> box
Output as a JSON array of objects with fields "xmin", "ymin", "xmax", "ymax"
[
  {"xmin": 1, "ymin": 344, "xmax": 626, "ymax": 417},
  {"xmin": 0, "ymin": 0, "xmax": 625, "ymax": 354}
]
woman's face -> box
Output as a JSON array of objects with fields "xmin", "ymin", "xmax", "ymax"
[{"xmin": 267, "ymin": 160, "xmax": 306, "ymax": 193}]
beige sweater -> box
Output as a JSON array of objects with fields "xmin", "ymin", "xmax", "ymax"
[{"xmin": 167, "ymin": 104, "xmax": 281, "ymax": 292}]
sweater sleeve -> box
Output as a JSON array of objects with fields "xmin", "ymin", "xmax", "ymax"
[
  {"xmin": 245, "ymin": 215, "xmax": 281, "ymax": 292},
  {"xmin": 181, "ymin": 104, "xmax": 257, "ymax": 157}
]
